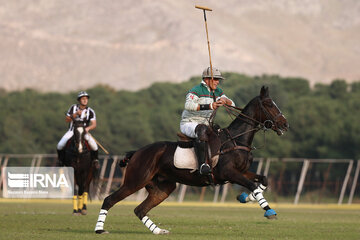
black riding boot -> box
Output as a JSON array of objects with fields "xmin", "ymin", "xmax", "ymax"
[
  {"xmin": 195, "ymin": 124, "xmax": 211, "ymax": 175},
  {"xmin": 91, "ymin": 150, "xmax": 100, "ymax": 168},
  {"xmin": 91, "ymin": 150, "xmax": 98, "ymax": 160},
  {"xmin": 57, "ymin": 149, "xmax": 65, "ymax": 166},
  {"xmin": 194, "ymin": 139, "xmax": 211, "ymax": 175}
]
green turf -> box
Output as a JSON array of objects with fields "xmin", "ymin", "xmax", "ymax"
[{"xmin": 0, "ymin": 201, "xmax": 359, "ymax": 240}]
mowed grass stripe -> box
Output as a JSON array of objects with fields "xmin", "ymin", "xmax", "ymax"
[
  {"xmin": 0, "ymin": 200, "xmax": 359, "ymax": 240},
  {"xmin": 1, "ymin": 198, "xmax": 360, "ymax": 210}
]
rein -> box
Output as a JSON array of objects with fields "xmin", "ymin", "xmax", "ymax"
[
  {"xmin": 210, "ymin": 99, "xmax": 275, "ymax": 156},
  {"xmin": 224, "ymin": 105, "xmax": 262, "ymax": 126}
]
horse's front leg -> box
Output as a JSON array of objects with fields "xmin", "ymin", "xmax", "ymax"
[
  {"xmin": 227, "ymin": 171, "xmax": 277, "ymax": 219},
  {"xmin": 237, "ymin": 171, "xmax": 268, "ymax": 203},
  {"xmin": 244, "ymin": 171, "xmax": 268, "ymax": 186}
]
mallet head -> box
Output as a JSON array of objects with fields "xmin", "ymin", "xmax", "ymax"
[{"xmin": 195, "ymin": 5, "xmax": 212, "ymax": 11}]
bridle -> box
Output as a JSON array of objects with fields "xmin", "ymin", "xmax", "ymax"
[
  {"xmin": 211, "ymin": 97, "xmax": 284, "ymax": 156},
  {"xmin": 258, "ymin": 97, "xmax": 285, "ymax": 130}
]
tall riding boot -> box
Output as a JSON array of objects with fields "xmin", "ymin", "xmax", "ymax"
[
  {"xmin": 91, "ymin": 150, "xmax": 100, "ymax": 169},
  {"xmin": 91, "ymin": 150, "xmax": 99, "ymax": 161},
  {"xmin": 57, "ymin": 149, "xmax": 65, "ymax": 166},
  {"xmin": 194, "ymin": 139, "xmax": 211, "ymax": 175},
  {"xmin": 195, "ymin": 124, "xmax": 211, "ymax": 175}
]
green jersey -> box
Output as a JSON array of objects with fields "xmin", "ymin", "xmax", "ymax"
[{"xmin": 180, "ymin": 81, "xmax": 235, "ymax": 125}]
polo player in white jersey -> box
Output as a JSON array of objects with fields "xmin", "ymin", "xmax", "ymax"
[{"xmin": 57, "ymin": 91, "xmax": 98, "ymax": 165}]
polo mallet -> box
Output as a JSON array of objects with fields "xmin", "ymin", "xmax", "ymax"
[
  {"xmin": 88, "ymin": 133, "xmax": 114, "ymax": 161},
  {"xmin": 195, "ymin": 5, "xmax": 214, "ymax": 80}
]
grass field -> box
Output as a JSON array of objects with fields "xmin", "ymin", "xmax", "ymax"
[{"xmin": 0, "ymin": 199, "xmax": 359, "ymax": 240}]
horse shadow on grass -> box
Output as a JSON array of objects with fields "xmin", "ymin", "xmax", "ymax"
[
  {"xmin": 44, "ymin": 228, "xmax": 152, "ymax": 235},
  {"xmin": 45, "ymin": 228, "xmax": 223, "ymax": 236}
]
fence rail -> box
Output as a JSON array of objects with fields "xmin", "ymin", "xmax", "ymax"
[{"xmin": 0, "ymin": 154, "xmax": 359, "ymax": 204}]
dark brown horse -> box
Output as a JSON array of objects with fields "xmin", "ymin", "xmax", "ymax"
[
  {"xmin": 95, "ymin": 86, "xmax": 289, "ymax": 234},
  {"xmin": 64, "ymin": 121, "xmax": 98, "ymax": 215}
]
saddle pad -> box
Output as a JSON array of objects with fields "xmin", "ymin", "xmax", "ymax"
[
  {"xmin": 173, "ymin": 146, "xmax": 219, "ymax": 170},
  {"xmin": 174, "ymin": 146, "xmax": 197, "ymax": 170}
]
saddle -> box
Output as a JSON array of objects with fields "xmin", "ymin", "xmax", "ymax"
[{"xmin": 174, "ymin": 131, "xmax": 221, "ymax": 171}]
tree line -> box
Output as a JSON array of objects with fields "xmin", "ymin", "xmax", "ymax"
[{"xmin": 0, "ymin": 73, "xmax": 359, "ymax": 161}]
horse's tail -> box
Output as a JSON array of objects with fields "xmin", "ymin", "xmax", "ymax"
[
  {"xmin": 87, "ymin": 157, "xmax": 100, "ymax": 202},
  {"xmin": 119, "ymin": 151, "xmax": 136, "ymax": 168}
]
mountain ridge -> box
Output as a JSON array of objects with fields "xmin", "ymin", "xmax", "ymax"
[{"xmin": 0, "ymin": 0, "xmax": 359, "ymax": 92}]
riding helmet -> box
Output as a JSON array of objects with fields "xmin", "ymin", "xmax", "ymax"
[
  {"xmin": 77, "ymin": 91, "xmax": 90, "ymax": 100},
  {"xmin": 202, "ymin": 67, "xmax": 225, "ymax": 80}
]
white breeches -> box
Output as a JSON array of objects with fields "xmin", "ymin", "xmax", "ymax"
[
  {"xmin": 57, "ymin": 131, "xmax": 73, "ymax": 150},
  {"xmin": 57, "ymin": 130, "xmax": 98, "ymax": 151},
  {"xmin": 180, "ymin": 122, "xmax": 199, "ymax": 138}
]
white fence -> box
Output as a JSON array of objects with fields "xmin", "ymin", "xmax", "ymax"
[{"xmin": 0, "ymin": 154, "xmax": 359, "ymax": 204}]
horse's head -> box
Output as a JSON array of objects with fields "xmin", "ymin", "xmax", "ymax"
[
  {"xmin": 258, "ymin": 86, "xmax": 289, "ymax": 135},
  {"xmin": 73, "ymin": 121, "xmax": 86, "ymax": 153}
]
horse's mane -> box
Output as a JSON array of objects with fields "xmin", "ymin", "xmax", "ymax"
[{"xmin": 227, "ymin": 95, "xmax": 259, "ymax": 130}]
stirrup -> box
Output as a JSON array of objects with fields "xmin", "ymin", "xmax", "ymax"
[{"xmin": 199, "ymin": 163, "xmax": 211, "ymax": 175}]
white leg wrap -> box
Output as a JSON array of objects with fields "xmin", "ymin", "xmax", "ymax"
[
  {"xmin": 253, "ymin": 189, "xmax": 269, "ymax": 209},
  {"xmin": 142, "ymin": 216, "xmax": 162, "ymax": 234},
  {"xmin": 248, "ymin": 193, "xmax": 256, "ymax": 202},
  {"xmin": 248, "ymin": 184, "xmax": 267, "ymax": 202},
  {"xmin": 95, "ymin": 209, "xmax": 108, "ymax": 231},
  {"xmin": 258, "ymin": 184, "xmax": 267, "ymax": 192}
]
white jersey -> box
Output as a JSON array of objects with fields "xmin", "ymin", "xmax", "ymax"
[{"xmin": 66, "ymin": 104, "xmax": 96, "ymax": 131}]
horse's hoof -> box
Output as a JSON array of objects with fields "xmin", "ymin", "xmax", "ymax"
[
  {"xmin": 95, "ymin": 230, "xmax": 109, "ymax": 234},
  {"xmin": 237, "ymin": 193, "xmax": 248, "ymax": 203},
  {"xmin": 155, "ymin": 229, "xmax": 170, "ymax": 235},
  {"xmin": 264, "ymin": 209, "xmax": 277, "ymax": 220},
  {"xmin": 72, "ymin": 210, "xmax": 80, "ymax": 216}
]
